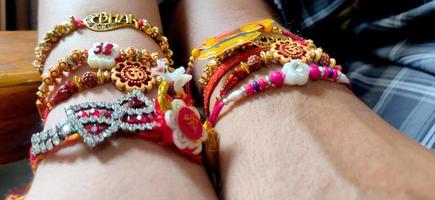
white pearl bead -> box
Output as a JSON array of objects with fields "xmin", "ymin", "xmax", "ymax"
[
  {"xmin": 281, "ymin": 60, "xmax": 309, "ymax": 86},
  {"xmin": 226, "ymin": 89, "xmax": 244, "ymax": 103}
]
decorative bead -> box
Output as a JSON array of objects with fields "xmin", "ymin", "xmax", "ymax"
[
  {"xmin": 225, "ymin": 89, "xmax": 244, "ymax": 103},
  {"xmin": 324, "ymin": 67, "xmax": 333, "ymax": 79},
  {"xmin": 282, "ymin": 60, "xmax": 310, "ymax": 86},
  {"xmin": 258, "ymin": 78, "xmax": 268, "ymax": 90},
  {"xmin": 245, "ymin": 84, "xmax": 256, "ymax": 95},
  {"xmin": 329, "ymin": 58, "xmax": 337, "ymax": 67},
  {"xmin": 234, "ymin": 68, "xmax": 249, "ymax": 78},
  {"xmin": 49, "ymin": 67, "xmax": 62, "ymax": 79},
  {"xmin": 81, "ymin": 71, "xmax": 99, "ymax": 88},
  {"xmin": 309, "ymin": 64, "xmax": 321, "ymax": 81},
  {"xmin": 252, "ymin": 80, "xmax": 261, "ymax": 92},
  {"xmin": 269, "ymin": 71, "xmax": 285, "ymax": 87},
  {"xmin": 41, "ymin": 74, "xmax": 53, "ymax": 85},
  {"xmin": 319, "ymin": 52, "xmax": 330, "ymax": 66},
  {"xmin": 191, "ymin": 48, "xmax": 200, "ymax": 58},
  {"xmin": 247, "ymin": 55, "xmax": 262, "ymax": 71},
  {"xmin": 57, "ymin": 59, "xmax": 70, "ymax": 71},
  {"xmin": 263, "ymin": 22, "xmax": 273, "ymax": 33},
  {"xmin": 51, "ymin": 80, "xmax": 78, "ymax": 104},
  {"xmin": 74, "ymin": 19, "xmax": 84, "ymax": 28}
]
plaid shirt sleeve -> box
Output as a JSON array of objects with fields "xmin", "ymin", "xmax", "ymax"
[{"xmin": 271, "ymin": 0, "xmax": 435, "ymax": 149}]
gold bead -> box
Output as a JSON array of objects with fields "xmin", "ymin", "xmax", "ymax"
[
  {"xmin": 240, "ymin": 62, "xmax": 250, "ymax": 73},
  {"xmin": 191, "ymin": 48, "xmax": 200, "ymax": 58},
  {"xmin": 263, "ymin": 22, "xmax": 273, "ymax": 33},
  {"xmin": 73, "ymin": 76, "xmax": 84, "ymax": 90},
  {"xmin": 38, "ymin": 83, "xmax": 49, "ymax": 93},
  {"xmin": 49, "ymin": 67, "xmax": 62, "ymax": 79},
  {"xmin": 329, "ymin": 58, "xmax": 336, "ymax": 67}
]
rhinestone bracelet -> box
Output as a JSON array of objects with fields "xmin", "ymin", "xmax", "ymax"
[{"xmin": 30, "ymin": 89, "xmax": 209, "ymax": 171}]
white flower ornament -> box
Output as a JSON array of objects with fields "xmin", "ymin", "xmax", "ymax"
[
  {"xmin": 87, "ymin": 42, "xmax": 121, "ymax": 70},
  {"xmin": 281, "ymin": 60, "xmax": 310, "ymax": 85},
  {"xmin": 152, "ymin": 59, "xmax": 192, "ymax": 94},
  {"xmin": 164, "ymin": 99, "xmax": 206, "ymax": 154}
]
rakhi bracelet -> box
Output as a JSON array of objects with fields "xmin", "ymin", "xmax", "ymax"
[
  {"xmin": 217, "ymin": 46, "xmax": 341, "ymax": 103},
  {"xmin": 31, "ymin": 82, "xmax": 208, "ymax": 171},
  {"xmin": 31, "ymin": 61, "xmax": 210, "ymax": 170},
  {"xmin": 203, "ymin": 40, "xmax": 340, "ymax": 116},
  {"xmin": 36, "ymin": 42, "xmax": 174, "ymax": 119},
  {"xmin": 208, "ymin": 60, "xmax": 350, "ymax": 126},
  {"xmin": 37, "ymin": 49, "xmax": 88, "ymax": 99},
  {"xmin": 33, "ymin": 12, "xmax": 173, "ymax": 73},
  {"xmin": 37, "ymin": 43, "xmax": 161, "ymax": 99},
  {"xmin": 30, "ymin": 90, "xmax": 205, "ymax": 170},
  {"xmin": 202, "ymin": 47, "xmax": 268, "ymax": 115},
  {"xmin": 39, "ymin": 70, "xmax": 111, "ymax": 120},
  {"xmin": 188, "ymin": 19, "xmax": 294, "ymax": 86}
]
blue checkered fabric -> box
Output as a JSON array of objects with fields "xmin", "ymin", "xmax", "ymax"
[{"xmin": 271, "ymin": 0, "xmax": 435, "ymax": 149}]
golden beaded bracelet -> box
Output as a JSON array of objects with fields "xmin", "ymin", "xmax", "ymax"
[
  {"xmin": 36, "ymin": 43, "xmax": 166, "ymax": 119},
  {"xmin": 33, "ymin": 12, "xmax": 174, "ymax": 73}
]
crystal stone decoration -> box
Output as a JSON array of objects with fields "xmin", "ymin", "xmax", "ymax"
[
  {"xmin": 64, "ymin": 89, "xmax": 160, "ymax": 148},
  {"xmin": 31, "ymin": 89, "xmax": 162, "ymax": 156},
  {"xmin": 65, "ymin": 101, "xmax": 120, "ymax": 147}
]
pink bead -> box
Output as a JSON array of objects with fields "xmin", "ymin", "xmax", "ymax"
[
  {"xmin": 245, "ymin": 84, "xmax": 255, "ymax": 95},
  {"xmin": 258, "ymin": 78, "xmax": 268, "ymax": 90},
  {"xmin": 323, "ymin": 67, "xmax": 330, "ymax": 79},
  {"xmin": 138, "ymin": 19, "xmax": 145, "ymax": 26},
  {"xmin": 309, "ymin": 64, "xmax": 321, "ymax": 81},
  {"xmin": 74, "ymin": 19, "xmax": 84, "ymax": 28},
  {"xmin": 269, "ymin": 71, "xmax": 285, "ymax": 87},
  {"xmin": 331, "ymin": 69, "xmax": 339, "ymax": 81}
]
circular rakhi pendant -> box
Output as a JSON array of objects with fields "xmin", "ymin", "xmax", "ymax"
[
  {"xmin": 111, "ymin": 60, "xmax": 156, "ymax": 92},
  {"xmin": 270, "ymin": 39, "xmax": 306, "ymax": 64}
]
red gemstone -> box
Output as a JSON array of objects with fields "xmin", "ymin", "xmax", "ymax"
[
  {"xmin": 90, "ymin": 109, "xmax": 100, "ymax": 117},
  {"xmin": 74, "ymin": 19, "xmax": 84, "ymax": 28},
  {"xmin": 131, "ymin": 98, "xmax": 144, "ymax": 108},
  {"xmin": 138, "ymin": 19, "xmax": 144, "ymax": 26},
  {"xmin": 78, "ymin": 111, "xmax": 89, "ymax": 118},
  {"xmin": 103, "ymin": 111, "xmax": 112, "ymax": 118},
  {"xmin": 84, "ymin": 124, "xmax": 107, "ymax": 135},
  {"xmin": 127, "ymin": 115, "xmax": 135, "ymax": 123},
  {"xmin": 177, "ymin": 107, "xmax": 202, "ymax": 140}
]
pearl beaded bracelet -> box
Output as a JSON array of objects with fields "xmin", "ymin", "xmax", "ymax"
[{"xmin": 208, "ymin": 60, "xmax": 350, "ymax": 126}]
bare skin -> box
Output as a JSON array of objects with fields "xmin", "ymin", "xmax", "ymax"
[
  {"xmin": 171, "ymin": 0, "xmax": 435, "ymax": 199},
  {"xmin": 26, "ymin": 0, "xmax": 216, "ymax": 199}
]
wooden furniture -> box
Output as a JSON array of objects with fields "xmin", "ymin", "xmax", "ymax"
[{"xmin": 0, "ymin": 31, "xmax": 40, "ymax": 164}]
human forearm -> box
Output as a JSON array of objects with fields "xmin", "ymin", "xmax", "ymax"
[
  {"xmin": 27, "ymin": 1, "xmax": 216, "ymax": 199},
  {"xmin": 172, "ymin": 0, "xmax": 435, "ymax": 199}
]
